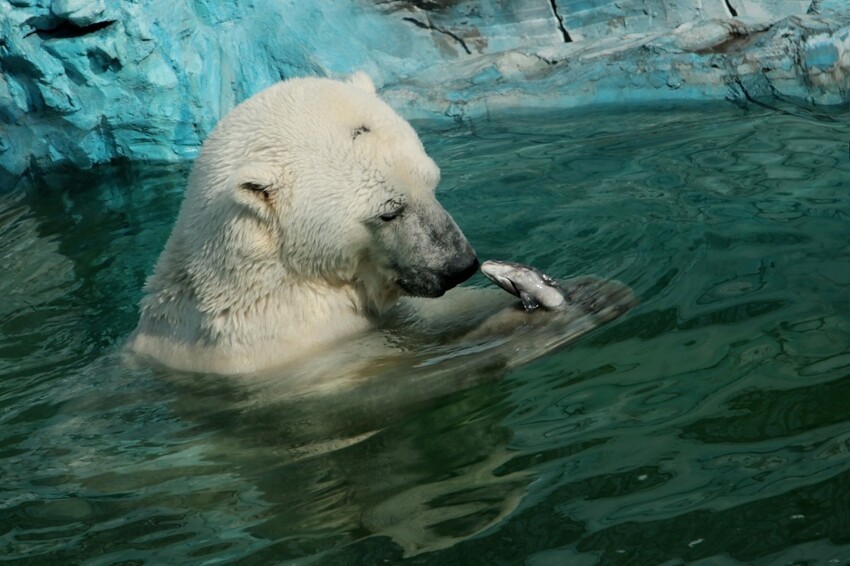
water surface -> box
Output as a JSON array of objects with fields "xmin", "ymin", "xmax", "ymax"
[{"xmin": 2, "ymin": 101, "xmax": 850, "ymax": 564}]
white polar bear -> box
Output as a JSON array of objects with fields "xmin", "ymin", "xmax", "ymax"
[{"xmin": 129, "ymin": 73, "xmax": 480, "ymax": 374}]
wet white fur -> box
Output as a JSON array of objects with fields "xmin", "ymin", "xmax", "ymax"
[{"xmin": 129, "ymin": 74, "xmax": 450, "ymax": 374}]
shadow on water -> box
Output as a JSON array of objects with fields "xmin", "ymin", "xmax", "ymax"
[
  {"xmin": 159, "ymin": 361, "xmax": 525, "ymax": 559},
  {"xmin": 3, "ymin": 101, "xmax": 850, "ymax": 563}
]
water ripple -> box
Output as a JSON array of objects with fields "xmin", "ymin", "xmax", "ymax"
[{"xmin": 3, "ymin": 104, "xmax": 850, "ymax": 563}]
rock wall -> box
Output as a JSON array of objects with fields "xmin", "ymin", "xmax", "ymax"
[
  {"xmin": 384, "ymin": 3, "xmax": 850, "ymax": 119},
  {"xmin": 1, "ymin": 0, "xmax": 848, "ymax": 183}
]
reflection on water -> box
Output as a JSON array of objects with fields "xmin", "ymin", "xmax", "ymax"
[{"xmin": 2, "ymin": 101, "xmax": 850, "ymax": 564}]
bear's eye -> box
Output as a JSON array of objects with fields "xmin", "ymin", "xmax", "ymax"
[
  {"xmin": 379, "ymin": 202, "xmax": 405, "ymax": 222},
  {"xmin": 352, "ymin": 125, "xmax": 370, "ymax": 140}
]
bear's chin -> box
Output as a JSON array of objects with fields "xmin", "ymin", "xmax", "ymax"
[{"xmin": 396, "ymin": 279, "xmax": 448, "ymax": 299}]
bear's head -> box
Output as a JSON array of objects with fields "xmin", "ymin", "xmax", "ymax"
[{"xmin": 171, "ymin": 73, "xmax": 478, "ymax": 316}]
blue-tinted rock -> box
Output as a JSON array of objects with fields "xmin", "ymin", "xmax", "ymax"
[
  {"xmin": 51, "ymin": 0, "xmax": 107, "ymax": 27},
  {"xmin": 385, "ymin": 11, "xmax": 850, "ymax": 118},
  {"xmin": 1, "ymin": 0, "xmax": 849, "ymax": 185}
]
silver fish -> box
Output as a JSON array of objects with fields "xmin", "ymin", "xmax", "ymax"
[{"xmin": 480, "ymin": 260, "xmax": 567, "ymax": 311}]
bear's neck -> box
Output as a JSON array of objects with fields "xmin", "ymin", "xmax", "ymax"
[{"xmin": 132, "ymin": 264, "xmax": 390, "ymax": 374}]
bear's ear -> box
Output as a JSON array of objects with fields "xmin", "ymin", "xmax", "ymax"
[
  {"xmin": 232, "ymin": 164, "xmax": 280, "ymax": 215},
  {"xmin": 347, "ymin": 71, "xmax": 376, "ymax": 94}
]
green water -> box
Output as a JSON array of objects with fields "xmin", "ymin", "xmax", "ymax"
[{"xmin": 3, "ymin": 102, "xmax": 850, "ymax": 564}]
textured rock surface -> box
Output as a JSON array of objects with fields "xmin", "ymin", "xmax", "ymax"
[
  {"xmin": 1, "ymin": 0, "xmax": 849, "ymax": 183},
  {"xmin": 385, "ymin": 8, "xmax": 850, "ymax": 119},
  {"xmin": 0, "ymin": 0, "xmax": 447, "ymax": 183}
]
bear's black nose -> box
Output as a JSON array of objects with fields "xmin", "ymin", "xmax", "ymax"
[{"xmin": 443, "ymin": 256, "xmax": 480, "ymax": 291}]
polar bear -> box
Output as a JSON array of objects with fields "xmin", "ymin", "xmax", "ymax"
[{"xmin": 129, "ymin": 73, "xmax": 481, "ymax": 374}]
